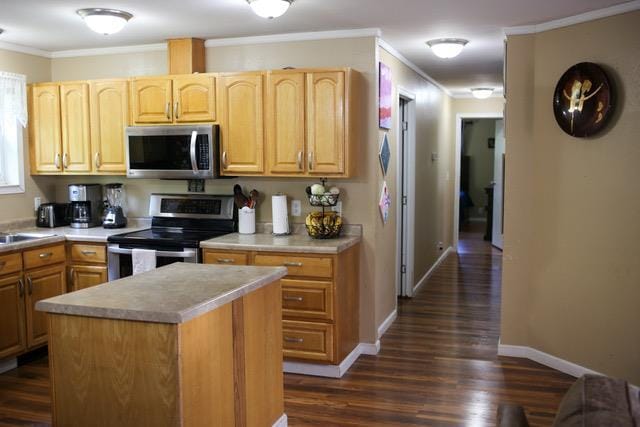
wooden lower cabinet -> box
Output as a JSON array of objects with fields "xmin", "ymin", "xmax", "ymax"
[
  {"xmin": 0, "ymin": 274, "xmax": 27, "ymax": 359},
  {"xmin": 68, "ymin": 265, "xmax": 108, "ymax": 292},
  {"xmin": 67, "ymin": 243, "xmax": 108, "ymax": 292},
  {"xmin": 25, "ymin": 264, "xmax": 66, "ymax": 348},
  {"xmin": 203, "ymin": 243, "xmax": 359, "ymax": 365}
]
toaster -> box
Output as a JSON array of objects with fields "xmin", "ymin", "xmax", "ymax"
[{"xmin": 37, "ymin": 203, "xmax": 71, "ymax": 228}]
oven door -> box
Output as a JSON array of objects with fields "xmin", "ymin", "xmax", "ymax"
[
  {"xmin": 107, "ymin": 244, "xmax": 199, "ymax": 281},
  {"xmin": 126, "ymin": 125, "xmax": 218, "ymax": 179}
]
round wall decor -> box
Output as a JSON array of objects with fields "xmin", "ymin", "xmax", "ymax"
[{"xmin": 552, "ymin": 62, "xmax": 614, "ymax": 137}]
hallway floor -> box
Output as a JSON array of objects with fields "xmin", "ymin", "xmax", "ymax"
[{"xmin": 0, "ymin": 229, "xmax": 574, "ymax": 426}]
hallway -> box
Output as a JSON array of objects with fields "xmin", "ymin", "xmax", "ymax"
[{"xmin": 0, "ymin": 234, "xmax": 575, "ymax": 426}]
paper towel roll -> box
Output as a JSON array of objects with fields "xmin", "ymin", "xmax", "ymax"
[{"xmin": 272, "ymin": 194, "xmax": 289, "ymax": 235}]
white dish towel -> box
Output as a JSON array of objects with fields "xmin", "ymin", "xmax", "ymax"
[{"xmin": 132, "ymin": 248, "xmax": 156, "ymax": 275}]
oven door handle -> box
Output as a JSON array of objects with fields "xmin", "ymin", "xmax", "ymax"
[
  {"xmin": 190, "ymin": 130, "xmax": 199, "ymax": 173},
  {"xmin": 108, "ymin": 247, "xmax": 197, "ymax": 258}
]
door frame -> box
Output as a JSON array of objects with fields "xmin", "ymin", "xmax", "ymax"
[
  {"xmin": 396, "ymin": 87, "xmax": 416, "ymax": 297},
  {"xmin": 453, "ymin": 112, "xmax": 503, "ymax": 251}
]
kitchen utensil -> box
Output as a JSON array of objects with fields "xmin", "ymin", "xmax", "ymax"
[
  {"xmin": 249, "ymin": 189, "xmax": 259, "ymax": 209},
  {"xmin": 233, "ymin": 184, "xmax": 249, "ymax": 209}
]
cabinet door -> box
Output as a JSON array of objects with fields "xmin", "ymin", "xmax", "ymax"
[
  {"xmin": 130, "ymin": 78, "xmax": 173, "ymax": 123},
  {"xmin": 69, "ymin": 265, "xmax": 108, "ymax": 292},
  {"xmin": 30, "ymin": 84, "xmax": 62, "ymax": 173},
  {"xmin": 60, "ymin": 83, "xmax": 92, "ymax": 173},
  {"xmin": 90, "ymin": 80, "xmax": 129, "ymax": 173},
  {"xmin": 266, "ymin": 72, "xmax": 306, "ymax": 174},
  {"xmin": 0, "ymin": 274, "xmax": 27, "ymax": 359},
  {"xmin": 25, "ymin": 264, "xmax": 66, "ymax": 348},
  {"xmin": 173, "ymin": 75, "xmax": 216, "ymax": 123},
  {"xmin": 218, "ymin": 73, "xmax": 264, "ymax": 174},
  {"xmin": 306, "ymin": 72, "xmax": 345, "ymax": 175}
]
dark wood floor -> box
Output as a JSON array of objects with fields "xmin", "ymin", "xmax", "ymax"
[{"xmin": 0, "ymin": 227, "xmax": 574, "ymax": 426}]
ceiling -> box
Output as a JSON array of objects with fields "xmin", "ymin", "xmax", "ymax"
[{"xmin": 0, "ymin": 0, "xmax": 634, "ymax": 96}]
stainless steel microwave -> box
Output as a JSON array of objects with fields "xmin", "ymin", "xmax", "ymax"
[{"xmin": 125, "ymin": 125, "xmax": 219, "ymax": 179}]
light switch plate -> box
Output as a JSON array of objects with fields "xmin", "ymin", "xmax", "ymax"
[
  {"xmin": 34, "ymin": 197, "xmax": 41, "ymax": 211},
  {"xmin": 291, "ymin": 199, "xmax": 301, "ymax": 216}
]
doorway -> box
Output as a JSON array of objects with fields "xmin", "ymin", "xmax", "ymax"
[{"xmin": 453, "ymin": 113, "xmax": 504, "ymax": 251}]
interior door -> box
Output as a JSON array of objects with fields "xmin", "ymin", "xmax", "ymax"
[
  {"xmin": 492, "ymin": 119, "xmax": 505, "ymax": 249},
  {"xmin": 398, "ymin": 98, "xmax": 410, "ymax": 297}
]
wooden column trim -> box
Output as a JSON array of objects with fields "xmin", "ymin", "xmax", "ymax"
[{"xmin": 232, "ymin": 298, "xmax": 247, "ymax": 427}]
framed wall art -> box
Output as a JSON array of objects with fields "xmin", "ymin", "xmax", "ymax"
[{"xmin": 379, "ymin": 62, "xmax": 392, "ymax": 129}]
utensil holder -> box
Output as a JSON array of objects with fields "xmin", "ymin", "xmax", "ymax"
[{"xmin": 238, "ymin": 208, "xmax": 256, "ymax": 234}]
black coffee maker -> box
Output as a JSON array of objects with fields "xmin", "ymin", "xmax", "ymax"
[
  {"xmin": 68, "ymin": 184, "xmax": 102, "ymax": 228},
  {"xmin": 103, "ymin": 183, "xmax": 127, "ymax": 228}
]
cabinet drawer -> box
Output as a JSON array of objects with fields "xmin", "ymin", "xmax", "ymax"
[
  {"xmin": 282, "ymin": 320, "xmax": 334, "ymax": 363},
  {"xmin": 254, "ymin": 254, "xmax": 332, "ymax": 279},
  {"xmin": 203, "ymin": 250, "xmax": 248, "ymax": 266},
  {"xmin": 70, "ymin": 244, "xmax": 107, "ymax": 264},
  {"xmin": 0, "ymin": 252, "xmax": 23, "ymax": 275},
  {"xmin": 282, "ymin": 279, "xmax": 334, "ymax": 321},
  {"xmin": 23, "ymin": 245, "xmax": 65, "ymax": 270}
]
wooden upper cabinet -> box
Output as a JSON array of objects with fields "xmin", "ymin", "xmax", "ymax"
[
  {"xmin": 90, "ymin": 80, "xmax": 128, "ymax": 173},
  {"xmin": 266, "ymin": 72, "xmax": 306, "ymax": 174},
  {"xmin": 0, "ymin": 274, "xmax": 27, "ymax": 359},
  {"xmin": 30, "ymin": 84, "xmax": 62, "ymax": 173},
  {"xmin": 60, "ymin": 83, "xmax": 92, "ymax": 173},
  {"xmin": 173, "ymin": 75, "xmax": 216, "ymax": 123},
  {"xmin": 306, "ymin": 71, "xmax": 345, "ymax": 175},
  {"xmin": 218, "ymin": 73, "xmax": 264, "ymax": 174},
  {"xmin": 25, "ymin": 264, "xmax": 66, "ymax": 348},
  {"xmin": 130, "ymin": 78, "xmax": 173, "ymax": 124}
]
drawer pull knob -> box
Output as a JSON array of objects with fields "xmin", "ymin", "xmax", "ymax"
[
  {"xmin": 284, "ymin": 336, "xmax": 304, "ymax": 344},
  {"xmin": 283, "ymin": 261, "xmax": 303, "ymax": 267},
  {"xmin": 81, "ymin": 250, "xmax": 97, "ymax": 256},
  {"xmin": 284, "ymin": 296, "xmax": 304, "ymax": 302},
  {"xmin": 217, "ymin": 258, "xmax": 235, "ymax": 264},
  {"xmin": 39, "ymin": 252, "xmax": 53, "ymax": 259}
]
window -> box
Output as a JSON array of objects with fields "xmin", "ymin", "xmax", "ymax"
[{"xmin": 0, "ymin": 71, "xmax": 27, "ymax": 194}]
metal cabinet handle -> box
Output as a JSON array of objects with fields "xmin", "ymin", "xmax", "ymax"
[
  {"xmin": 283, "ymin": 261, "xmax": 303, "ymax": 267},
  {"xmin": 62, "ymin": 153, "xmax": 69, "ymax": 169},
  {"xmin": 68, "ymin": 267, "xmax": 75, "ymax": 291},
  {"xmin": 81, "ymin": 250, "xmax": 97, "ymax": 256},
  {"xmin": 27, "ymin": 276, "xmax": 33, "ymax": 295},
  {"xmin": 95, "ymin": 152, "xmax": 101, "ymax": 169},
  {"xmin": 222, "ymin": 151, "xmax": 228, "ymax": 169},
  {"xmin": 39, "ymin": 252, "xmax": 53, "ymax": 259},
  {"xmin": 308, "ymin": 152, "xmax": 314, "ymax": 171},
  {"xmin": 297, "ymin": 151, "xmax": 303, "ymax": 170},
  {"xmin": 284, "ymin": 336, "xmax": 304, "ymax": 344},
  {"xmin": 217, "ymin": 258, "xmax": 235, "ymax": 264},
  {"xmin": 18, "ymin": 278, "xmax": 24, "ymax": 297},
  {"xmin": 283, "ymin": 295, "xmax": 303, "ymax": 302},
  {"xmin": 174, "ymin": 102, "xmax": 179, "ymax": 119},
  {"xmin": 55, "ymin": 153, "xmax": 61, "ymax": 169},
  {"xmin": 165, "ymin": 102, "xmax": 171, "ymax": 120}
]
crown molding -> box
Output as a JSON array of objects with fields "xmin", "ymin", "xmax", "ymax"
[
  {"xmin": 50, "ymin": 43, "xmax": 166, "ymax": 59},
  {"xmin": 0, "ymin": 41, "xmax": 52, "ymax": 58},
  {"xmin": 377, "ymin": 38, "xmax": 452, "ymax": 97},
  {"xmin": 204, "ymin": 28, "xmax": 381, "ymax": 47},
  {"xmin": 505, "ymin": 0, "xmax": 640, "ymax": 35}
]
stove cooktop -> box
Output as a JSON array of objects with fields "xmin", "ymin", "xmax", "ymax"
[{"xmin": 107, "ymin": 228, "xmax": 228, "ymax": 249}]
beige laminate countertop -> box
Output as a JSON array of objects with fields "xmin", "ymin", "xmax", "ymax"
[
  {"xmin": 36, "ymin": 263, "xmax": 287, "ymax": 324},
  {"xmin": 200, "ymin": 232, "xmax": 361, "ymax": 254}
]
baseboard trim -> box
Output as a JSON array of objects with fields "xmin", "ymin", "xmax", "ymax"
[
  {"xmin": 283, "ymin": 342, "xmax": 376, "ymax": 378},
  {"xmin": 377, "ymin": 309, "xmax": 397, "ymax": 340},
  {"xmin": 0, "ymin": 358, "xmax": 17, "ymax": 374},
  {"xmin": 413, "ymin": 246, "xmax": 453, "ymax": 294},
  {"xmin": 273, "ymin": 414, "xmax": 288, "ymax": 427},
  {"xmin": 498, "ymin": 343, "xmax": 603, "ymax": 378}
]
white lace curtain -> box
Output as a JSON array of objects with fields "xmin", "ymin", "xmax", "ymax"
[{"xmin": 0, "ymin": 71, "xmax": 28, "ymax": 128}]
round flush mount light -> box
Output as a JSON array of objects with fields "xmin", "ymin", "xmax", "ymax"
[
  {"xmin": 77, "ymin": 8, "xmax": 133, "ymax": 35},
  {"xmin": 471, "ymin": 88, "xmax": 495, "ymax": 99},
  {"xmin": 247, "ymin": 0, "xmax": 294, "ymax": 19},
  {"xmin": 426, "ymin": 38, "xmax": 469, "ymax": 59}
]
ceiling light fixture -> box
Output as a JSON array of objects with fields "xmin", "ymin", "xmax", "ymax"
[
  {"xmin": 426, "ymin": 38, "xmax": 469, "ymax": 59},
  {"xmin": 77, "ymin": 8, "xmax": 133, "ymax": 35},
  {"xmin": 470, "ymin": 88, "xmax": 494, "ymax": 99},
  {"xmin": 247, "ymin": 0, "xmax": 294, "ymax": 19}
]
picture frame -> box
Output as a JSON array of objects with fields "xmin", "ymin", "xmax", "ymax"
[{"xmin": 379, "ymin": 62, "xmax": 392, "ymax": 129}]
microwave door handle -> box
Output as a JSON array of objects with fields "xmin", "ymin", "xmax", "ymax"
[{"xmin": 190, "ymin": 130, "xmax": 198, "ymax": 173}]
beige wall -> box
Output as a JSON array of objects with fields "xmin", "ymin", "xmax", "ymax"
[
  {"xmin": 377, "ymin": 48, "xmax": 453, "ymax": 324},
  {"xmin": 463, "ymin": 119, "xmax": 496, "ymax": 219},
  {"xmin": 502, "ymin": 11, "xmax": 640, "ymax": 384},
  {"xmin": 0, "ymin": 49, "xmax": 54, "ymax": 221}
]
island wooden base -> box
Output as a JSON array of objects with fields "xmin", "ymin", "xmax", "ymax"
[{"xmin": 47, "ymin": 280, "xmax": 284, "ymax": 427}]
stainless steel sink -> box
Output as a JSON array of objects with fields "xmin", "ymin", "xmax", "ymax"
[{"xmin": 0, "ymin": 233, "xmax": 55, "ymax": 244}]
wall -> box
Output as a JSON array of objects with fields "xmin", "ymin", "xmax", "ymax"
[
  {"xmin": 0, "ymin": 48, "xmax": 53, "ymax": 221},
  {"xmin": 502, "ymin": 11, "xmax": 640, "ymax": 384},
  {"xmin": 377, "ymin": 48, "xmax": 452, "ymax": 322},
  {"xmin": 462, "ymin": 119, "xmax": 495, "ymax": 219}
]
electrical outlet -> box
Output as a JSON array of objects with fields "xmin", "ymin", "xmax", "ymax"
[
  {"xmin": 437, "ymin": 241, "xmax": 444, "ymax": 251},
  {"xmin": 291, "ymin": 199, "xmax": 301, "ymax": 217},
  {"xmin": 331, "ymin": 201, "xmax": 342, "ymax": 217},
  {"xmin": 34, "ymin": 197, "xmax": 41, "ymax": 211},
  {"xmin": 431, "ymin": 152, "xmax": 439, "ymax": 161}
]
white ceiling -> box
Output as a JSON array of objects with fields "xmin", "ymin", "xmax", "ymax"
[{"xmin": 0, "ymin": 0, "xmax": 635, "ymax": 96}]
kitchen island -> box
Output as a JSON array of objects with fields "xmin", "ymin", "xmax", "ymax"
[{"xmin": 36, "ymin": 263, "xmax": 288, "ymax": 427}]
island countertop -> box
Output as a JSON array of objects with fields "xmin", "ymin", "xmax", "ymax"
[
  {"xmin": 36, "ymin": 263, "xmax": 287, "ymax": 324},
  {"xmin": 200, "ymin": 231, "xmax": 361, "ymax": 254}
]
